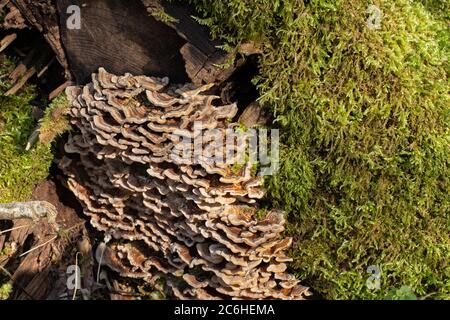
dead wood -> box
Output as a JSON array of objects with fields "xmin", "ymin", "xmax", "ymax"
[
  {"xmin": 0, "ymin": 181, "xmax": 88, "ymax": 300},
  {"xmin": 11, "ymin": 0, "xmax": 70, "ymax": 75},
  {"xmin": 4, "ymin": 0, "xmax": 246, "ymax": 87}
]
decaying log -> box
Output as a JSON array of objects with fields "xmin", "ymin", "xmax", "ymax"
[
  {"xmin": 5, "ymin": 66, "xmax": 35, "ymax": 96},
  {"xmin": 6, "ymin": 0, "xmax": 244, "ymax": 92},
  {"xmin": 57, "ymin": 0, "xmax": 188, "ymax": 84},
  {"xmin": 11, "ymin": 0, "xmax": 70, "ymax": 75}
]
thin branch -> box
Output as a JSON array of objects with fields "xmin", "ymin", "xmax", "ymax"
[
  {"xmin": 0, "ymin": 223, "xmax": 31, "ymax": 236},
  {"xmin": 72, "ymin": 252, "xmax": 81, "ymax": 300},
  {"xmin": 19, "ymin": 235, "xmax": 57, "ymax": 258},
  {"xmin": 96, "ymin": 243, "xmax": 107, "ymax": 284},
  {"xmin": 0, "ymin": 33, "xmax": 17, "ymax": 53}
]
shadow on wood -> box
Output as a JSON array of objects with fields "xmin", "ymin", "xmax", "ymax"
[{"xmin": 57, "ymin": 0, "xmax": 190, "ymax": 84}]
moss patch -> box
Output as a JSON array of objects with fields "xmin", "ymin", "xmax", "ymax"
[
  {"xmin": 0, "ymin": 57, "xmax": 53, "ymax": 203},
  {"xmin": 189, "ymin": 0, "xmax": 450, "ymax": 299},
  {"xmin": 39, "ymin": 94, "xmax": 70, "ymax": 146}
]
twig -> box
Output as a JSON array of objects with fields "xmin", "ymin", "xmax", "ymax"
[
  {"xmin": 49, "ymin": 81, "xmax": 71, "ymax": 100},
  {"xmin": 19, "ymin": 235, "xmax": 57, "ymax": 258},
  {"xmin": 5, "ymin": 66, "xmax": 36, "ymax": 96},
  {"xmin": 72, "ymin": 252, "xmax": 81, "ymax": 300},
  {"xmin": 0, "ymin": 265, "xmax": 12, "ymax": 278},
  {"xmin": 0, "ymin": 223, "xmax": 31, "ymax": 236},
  {"xmin": 37, "ymin": 57, "xmax": 55, "ymax": 78},
  {"xmin": 0, "ymin": 33, "xmax": 17, "ymax": 53},
  {"xmin": 419, "ymin": 292, "xmax": 437, "ymax": 300},
  {"xmin": 96, "ymin": 243, "xmax": 107, "ymax": 284}
]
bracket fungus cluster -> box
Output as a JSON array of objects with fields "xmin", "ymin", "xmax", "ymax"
[{"xmin": 58, "ymin": 68, "xmax": 310, "ymax": 299}]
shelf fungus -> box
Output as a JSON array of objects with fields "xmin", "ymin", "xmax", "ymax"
[{"xmin": 58, "ymin": 67, "xmax": 310, "ymax": 300}]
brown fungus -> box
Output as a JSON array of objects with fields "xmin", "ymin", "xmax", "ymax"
[{"xmin": 58, "ymin": 68, "xmax": 310, "ymax": 300}]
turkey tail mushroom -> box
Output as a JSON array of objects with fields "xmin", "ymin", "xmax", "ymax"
[{"xmin": 57, "ymin": 68, "xmax": 310, "ymax": 300}]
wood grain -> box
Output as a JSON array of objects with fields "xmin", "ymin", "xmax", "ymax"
[{"xmin": 57, "ymin": 0, "xmax": 189, "ymax": 84}]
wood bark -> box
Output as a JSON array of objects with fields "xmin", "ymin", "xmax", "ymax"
[
  {"xmin": 55, "ymin": 0, "xmax": 234, "ymax": 85},
  {"xmin": 11, "ymin": 0, "xmax": 70, "ymax": 75},
  {"xmin": 7, "ymin": 0, "xmax": 237, "ymax": 85}
]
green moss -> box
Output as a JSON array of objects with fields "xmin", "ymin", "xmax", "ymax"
[
  {"xmin": 147, "ymin": 2, "xmax": 179, "ymax": 24},
  {"xmin": 0, "ymin": 57, "xmax": 53, "ymax": 203},
  {"xmin": 151, "ymin": 9, "xmax": 179, "ymax": 24},
  {"xmin": 386, "ymin": 285, "xmax": 418, "ymax": 300},
  {"xmin": 189, "ymin": 0, "xmax": 450, "ymax": 299},
  {"xmin": 39, "ymin": 94, "xmax": 71, "ymax": 146},
  {"xmin": 0, "ymin": 282, "xmax": 12, "ymax": 300}
]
